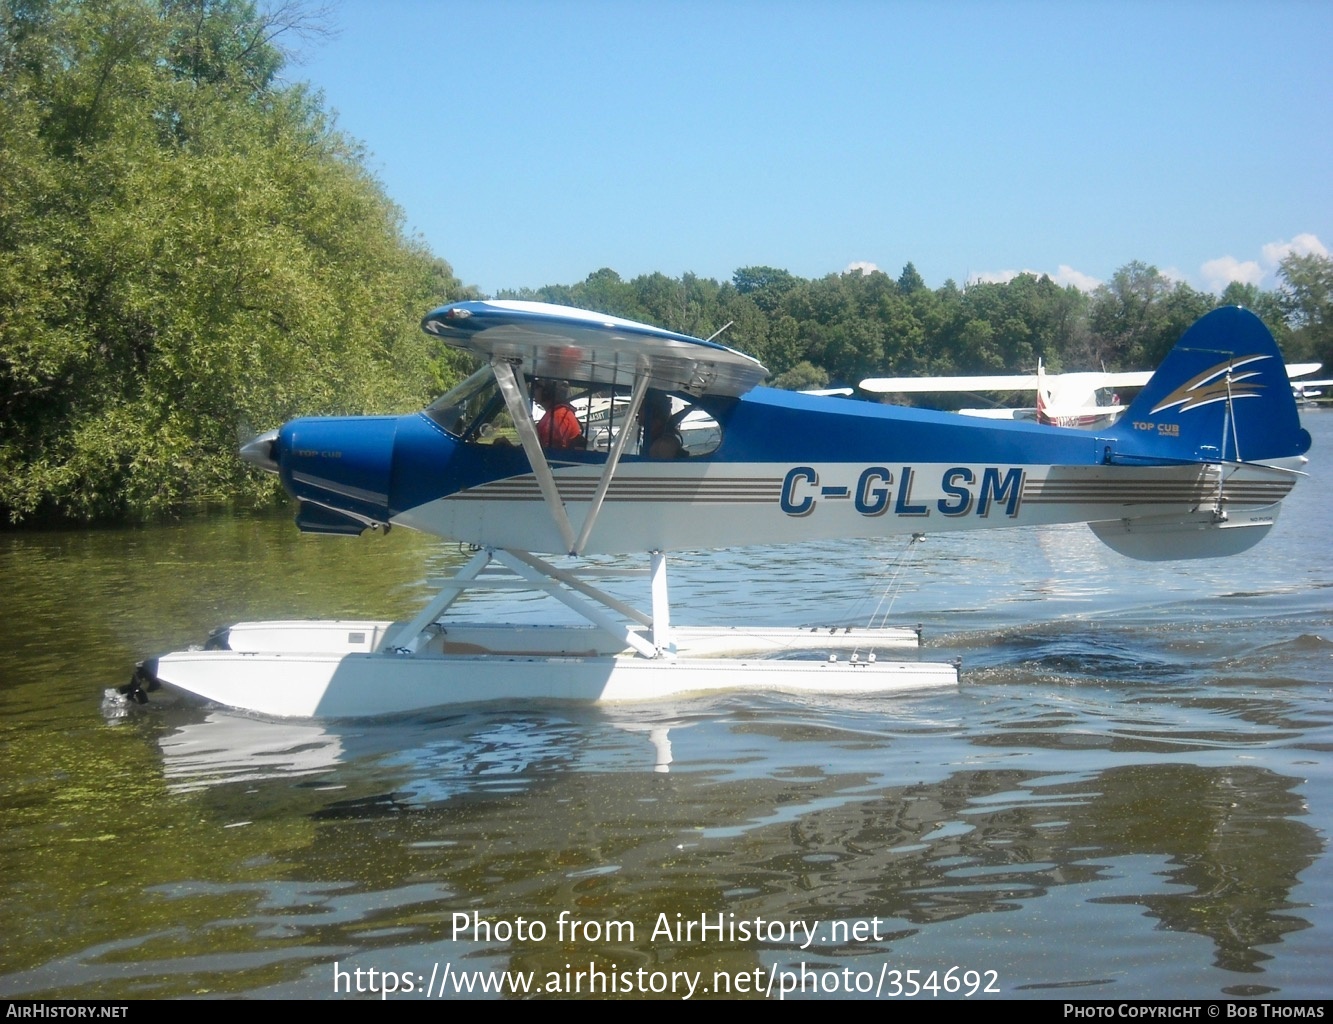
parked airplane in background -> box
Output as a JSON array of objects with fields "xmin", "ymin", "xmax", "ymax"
[
  {"xmin": 860, "ymin": 363, "xmax": 1149, "ymax": 428},
  {"xmin": 862, "ymin": 360, "xmax": 1325, "ymax": 427},
  {"xmin": 1290, "ymin": 366, "xmax": 1333, "ymax": 403},
  {"xmin": 128, "ymin": 302, "xmax": 1311, "ymax": 717}
]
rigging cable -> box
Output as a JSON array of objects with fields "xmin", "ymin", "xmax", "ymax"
[
  {"xmin": 847, "ymin": 532, "xmax": 927, "ymax": 662},
  {"xmin": 864, "ymin": 531, "xmax": 927, "ymax": 630}
]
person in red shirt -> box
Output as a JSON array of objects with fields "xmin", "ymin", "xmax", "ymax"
[{"xmin": 534, "ymin": 380, "xmax": 585, "ymax": 449}]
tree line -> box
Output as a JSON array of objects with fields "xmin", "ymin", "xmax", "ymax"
[
  {"xmin": 504, "ymin": 256, "xmax": 1331, "ymax": 397},
  {"xmin": 2, "ymin": 1, "xmax": 1328, "ymax": 524}
]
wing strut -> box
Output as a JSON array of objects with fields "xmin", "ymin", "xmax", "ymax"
[
  {"xmin": 492, "ymin": 358, "xmax": 578, "ymax": 553},
  {"xmin": 493, "ymin": 356, "xmax": 651, "ymax": 557},
  {"xmin": 572, "ymin": 371, "xmax": 649, "ymax": 555}
]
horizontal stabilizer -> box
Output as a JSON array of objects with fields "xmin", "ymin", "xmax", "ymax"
[{"xmin": 1090, "ymin": 505, "xmax": 1278, "ymax": 560}]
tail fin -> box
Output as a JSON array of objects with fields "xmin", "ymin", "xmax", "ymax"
[
  {"xmin": 1090, "ymin": 306, "xmax": 1310, "ymax": 560},
  {"xmin": 1106, "ymin": 306, "xmax": 1311, "ymax": 465},
  {"xmin": 1035, "ymin": 359, "xmax": 1053, "ymax": 425}
]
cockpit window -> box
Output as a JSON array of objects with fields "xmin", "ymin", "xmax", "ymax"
[
  {"xmin": 576, "ymin": 387, "xmax": 634, "ymax": 452},
  {"xmin": 635, "ymin": 391, "xmax": 722, "ymax": 457},
  {"xmin": 576, "ymin": 386, "xmax": 722, "ymax": 457},
  {"xmin": 425, "ymin": 370, "xmax": 722, "ymax": 457},
  {"xmin": 424, "ymin": 366, "xmax": 504, "ymax": 440},
  {"xmin": 674, "ymin": 398, "xmax": 722, "ymax": 456}
]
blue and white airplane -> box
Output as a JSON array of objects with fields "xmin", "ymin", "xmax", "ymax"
[{"xmin": 131, "ymin": 301, "xmax": 1311, "ymax": 717}]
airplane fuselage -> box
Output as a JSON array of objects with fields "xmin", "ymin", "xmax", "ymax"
[{"xmin": 277, "ymin": 384, "xmax": 1298, "ymax": 556}]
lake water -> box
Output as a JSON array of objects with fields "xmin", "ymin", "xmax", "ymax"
[{"xmin": 1, "ymin": 413, "xmax": 1330, "ymax": 1000}]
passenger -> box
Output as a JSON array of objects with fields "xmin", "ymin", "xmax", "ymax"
[
  {"xmin": 533, "ymin": 380, "xmax": 586, "ymax": 450},
  {"xmin": 640, "ymin": 391, "xmax": 685, "ymax": 458}
]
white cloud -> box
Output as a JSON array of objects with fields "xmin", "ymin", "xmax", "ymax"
[
  {"xmin": 1050, "ymin": 265, "xmax": 1101, "ymax": 291},
  {"xmin": 1261, "ymin": 233, "xmax": 1328, "ymax": 266},
  {"xmin": 1201, "ymin": 256, "xmax": 1264, "ymax": 292},
  {"xmin": 1196, "ymin": 233, "xmax": 1326, "ymax": 293},
  {"xmin": 970, "ymin": 268, "xmax": 1024, "ymax": 285},
  {"xmin": 969, "ymin": 266, "xmax": 1101, "ymax": 292},
  {"xmin": 844, "ymin": 261, "xmax": 879, "ymax": 276}
]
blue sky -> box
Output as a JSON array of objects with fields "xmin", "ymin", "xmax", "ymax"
[{"xmin": 293, "ymin": 0, "xmax": 1331, "ymax": 297}]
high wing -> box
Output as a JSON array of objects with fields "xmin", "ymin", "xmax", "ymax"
[
  {"xmin": 415, "ymin": 300, "xmax": 766, "ymax": 554},
  {"xmin": 421, "ymin": 299, "xmax": 767, "ymax": 397},
  {"xmin": 1287, "ymin": 364, "xmax": 1330, "ymax": 395}
]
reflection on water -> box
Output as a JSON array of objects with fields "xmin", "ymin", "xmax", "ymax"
[
  {"xmin": 6, "ymin": 697, "xmax": 1322, "ymax": 998},
  {"xmin": 0, "ymin": 413, "xmax": 1330, "ymax": 998}
]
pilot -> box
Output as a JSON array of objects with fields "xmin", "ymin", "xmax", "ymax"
[
  {"xmin": 534, "ymin": 380, "xmax": 585, "ymax": 450},
  {"xmin": 639, "ymin": 391, "xmax": 685, "ymax": 458}
]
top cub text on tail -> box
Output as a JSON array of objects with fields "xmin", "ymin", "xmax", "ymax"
[{"xmin": 130, "ymin": 301, "xmax": 1311, "ymax": 717}]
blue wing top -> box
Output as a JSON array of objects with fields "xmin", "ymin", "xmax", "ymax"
[{"xmin": 421, "ymin": 300, "xmax": 769, "ymax": 397}]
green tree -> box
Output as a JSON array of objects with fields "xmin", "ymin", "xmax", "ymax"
[
  {"xmin": 896, "ymin": 261, "xmax": 926, "ymax": 294},
  {"xmin": 1276, "ymin": 252, "xmax": 1333, "ymax": 366},
  {"xmin": 0, "ymin": 0, "xmax": 468, "ymax": 523},
  {"xmin": 770, "ymin": 360, "xmax": 829, "ymax": 391},
  {"xmin": 733, "ymin": 265, "xmax": 798, "ymax": 314},
  {"xmin": 1087, "ymin": 262, "xmax": 1210, "ymax": 369},
  {"xmin": 571, "ymin": 267, "xmax": 642, "ymax": 320}
]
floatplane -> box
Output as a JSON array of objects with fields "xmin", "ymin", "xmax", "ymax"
[
  {"xmin": 126, "ymin": 302, "xmax": 1310, "ymax": 718},
  {"xmin": 860, "ymin": 363, "xmax": 1150, "ymax": 428},
  {"xmin": 861, "ymin": 361, "xmax": 1325, "ymax": 428},
  {"xmin": 1291, "ymin": 370, "xmax": 1333, "ymax": 404}
]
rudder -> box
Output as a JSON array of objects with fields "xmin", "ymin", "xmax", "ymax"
[{"xmin": 1107, "ymin": 306, "xmax": 1311, "ymax": 465}]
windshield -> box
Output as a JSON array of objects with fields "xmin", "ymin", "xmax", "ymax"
[{"xmin": 424, "ymin": 365, "xmax": 503, "ymax": 440}]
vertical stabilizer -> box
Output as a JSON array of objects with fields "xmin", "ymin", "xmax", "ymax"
[{"xmin": 1107, "ymin": 306, "xmax": 1311, "ymax": 465}]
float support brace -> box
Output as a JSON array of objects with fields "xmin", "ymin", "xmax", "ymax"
[
  {"xmin": 493, "ymin": 549, "xmax": 660, "ymax": 659},
  {"xmin": 385, "ymin": 546, "xmax": 493, "ymax": 652},
  {"xmin": 650, "ymin": 550, "xmax": 673, "ymax": 654}
]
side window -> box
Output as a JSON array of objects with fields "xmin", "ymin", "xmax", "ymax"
[
  {"xmin": 678, "ymin": 401, "xmax": 721, "ymax": 456},
  {"xmin": 638, "ymin": 392, "xmax": 721, "ymax": 458},
  {"xmin": 578, "ymin": 387, "xmax": 635, "ymax": 452}
]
